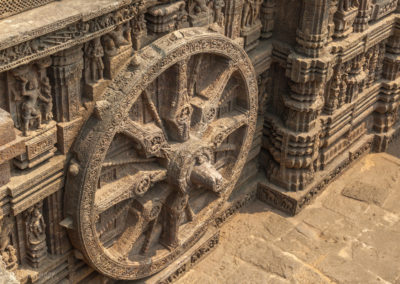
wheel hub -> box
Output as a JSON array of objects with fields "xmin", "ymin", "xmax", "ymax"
[{"xmin": 167, "ymin": 140, "xmax": 224, "ymax": 195}]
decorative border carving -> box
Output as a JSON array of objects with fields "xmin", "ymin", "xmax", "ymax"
[
  {"xmin": 0, "ymin": 1, "xmax": 142, "ymax": 73},
  {"xmin": 158, "ymin": 231, "xmax": 220, "ymax": 284},
  {"xmin": 215, "ymin": 190, "xmax": 257, "ymax": 227}
]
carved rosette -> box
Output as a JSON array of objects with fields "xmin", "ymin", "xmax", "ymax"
[{"xmin": 65, "ymin": 28, "xmax": 257, "ymax": 280}]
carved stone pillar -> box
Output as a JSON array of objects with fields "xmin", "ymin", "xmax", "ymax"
[
  {"xmin": 353, "ymin": 0, "xmax": 371, "ymax": 32},
  {"xmin": 44, "ymin": 191, "xmax": 71, "ymax": 255},
  {"xmin": 224, "ymin": 0, "xmax": 243, "ymax": 40},
  {"xmin": 327, "ymin": 0, "xmax": 339, "ymax": 42},
  {"xmin": 50, "ymin": 45, "xmax": 83, "ymax": 123},
  {"xmin": 50, "ymin": 45, "xmax": 84, "ymax": 154},
  {"xmin": 382, "ymin": 36, "xmax": 400, "ymax": 81},
  {"xmin": 333, "ymin": 0, "xmax": 359, "ymax": 38},
  {"xmin": 284, "ymin": 80, "xmax": 324, "ymax": 132},
  {"xmin": 374, "ymin": 33, "xmax": 400, "ymax": 151},
  {"xmin": 260, "ymin": 0, "xmax": 276, "ymax": 39},
  {"xmin": 262, "ymin": 54, "xmax": 330, "ymax": 191},
  {"xmin": 296, "ymin": 0, "xmax": 330, "ymax": 57}
]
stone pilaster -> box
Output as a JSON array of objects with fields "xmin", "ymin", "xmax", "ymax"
[
  {"xmin": 49, "ymin": 45, "xmax": 84, "ymax": 154},
  {"xmin": 50, "ymin": 45, "xmax": 83, "ymax": 123},
  {"xmin": 353, "ymin": 0, "xmax": 372, "ymax": 32},
  {"xmin": 296, "ymin": 0, "xmax": 330, "ymax": 57},
  {"xmin": 260, "ymin": 0, "xmax": 275, "ymax": 39},
  {"xmin": 374, "ymin": 32, "xmax": 400, "ymax": 151},
  {"xmin": 262, "ymin": 54, "xmax": 330, "ymax": 191},
  {"xmin": 224, "ymin": 0, "xmax": 243, "ymax": 41},
  {"xmin": 327, "ymin": 0, "xmax": 338, "ymax": 42},
  {"xmin": 333, "ymin": 0, "xmax": 359, "ymax": 38}
]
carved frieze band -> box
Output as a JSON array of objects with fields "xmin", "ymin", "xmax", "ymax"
[{"xmin": 0, "ymin": 1, "xmax": 143, "ymax": 73}]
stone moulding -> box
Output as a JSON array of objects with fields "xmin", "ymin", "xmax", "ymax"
[
  {"xmin": 258, "ymin": 136, "xmax": 374, "ymax": 216},
  {"xmin": 0, "ymin": 0, "xmax": 399, "ymax": 283},
  {"xmin": 0, "ymin": 0, "xmax": 140, "ymax": 73}
]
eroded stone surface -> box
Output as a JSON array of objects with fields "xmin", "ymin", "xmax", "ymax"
[{"xmin": 0, "ymin": 0, "xmax": 399, "ymax": 282}]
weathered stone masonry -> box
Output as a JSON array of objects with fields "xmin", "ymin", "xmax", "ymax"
[{"xmin": 0, "ymin": 0, "xmax": 398, "ymax": 283}]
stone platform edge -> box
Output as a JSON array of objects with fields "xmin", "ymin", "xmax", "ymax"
[{"xmin": 257, "ymin": 135, "xmax": 374, "ymax": 216}]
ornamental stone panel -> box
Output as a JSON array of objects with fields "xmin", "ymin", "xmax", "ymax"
[{"xmin": 0, "ymin": 0, "xmax": 397, "ymax": 283}]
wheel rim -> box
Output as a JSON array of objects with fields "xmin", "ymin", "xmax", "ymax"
[{"xmin": 65, "ymin": 28, "xmax": 258, "ymax": 280}]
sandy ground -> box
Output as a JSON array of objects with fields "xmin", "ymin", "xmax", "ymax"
[{"xmin": 176, "ymin": 150, "xmax": 400, "ymax": 284}]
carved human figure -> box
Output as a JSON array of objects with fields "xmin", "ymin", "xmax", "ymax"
[
  {"xmin": 12, "ymin": 69, "xmax": 42, "ymax": 136},
  {"xmin": 85, "ymin": 37, "xmax": 105, "ymax": 83},
  {"xmin": 23, "ymin": 202, "xmax": 48, "ymax": 268},
  {"xmin": 175, "ymin": 105, "xmax": 192, "ymax": 140},
  {"xmin": 175, "ymin": 4, "xmax": 188, "ymax": 30},
  {"xmin": 39, "ymin": 76, "xmax": 53, "ymax": 122},
  {"xmin": 27, "ymin": 205, "xmax": 46, "ymax": 245},
  {"xmin": 0, "ymin": 216, "xmax": 17, "ymax": 270},
  {"xmin": 102, "ymin": 25, "xmax": 130, "ymax": 56},
  {"xmin": 194, "ymin": 0, "xmax": 209, "ymax": 14},
  {"xmin": 0, "ymin": 217, "xmax": 12, "ymax": 253},
  {"xmin": 133, "ymin": 13, "xmax": 147, "ymax": 33},
  {"xmin": 242, "ymin": 0, "xmax": 262, "ymax": 28},
  {"xmin": 364, "ymin": 48, "xmax": 373, "ymax": 74},
  {"xmin": 376, "ymin": 42, "xmax": 386, "ymax": 80},
  {"xmin": 214, "ymin": 0, "xmax": 225, "ymax": 27},
  {"xmin": 253, "ymin": 0, "xmax": 262, "ymax": 23},
  {"xmin": 7, "ymin": 246, "xmax": 17, "ymax": 265},
  {"xmin": 36, "ymin": 59, "xmax": 53, "ymax": 122},
  {"xmin": 9, "ymin": 61, "xmax": 53, "ymax": 136}
]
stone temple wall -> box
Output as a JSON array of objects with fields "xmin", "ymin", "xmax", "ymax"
[{"xmin": 0, "ymin": 0, "xmax": 397, "ymax": 283}]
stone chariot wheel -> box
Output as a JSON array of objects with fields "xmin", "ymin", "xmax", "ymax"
[{"xmin": 65, "ymin": 28, "xmax": 258, "ymax": 280}]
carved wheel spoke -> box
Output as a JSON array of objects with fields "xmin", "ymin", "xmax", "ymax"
[
  {"xmin": 120, "ymin": 118, "xmax": 168, "ymax": 158},
  {"xmin": 191, "ymin": 61, "xmax": 239, "ymax": 135},
  {"xmin": 205, "ymin": 110, "xmax": 250, "ymax": 147},
  {"xmin": 94, "ymin": 166, "xmax": 167, "ymax": 215},
  {"xmin": 65, "ymin": 28, "xmax": 257, "ymax": 280}
]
